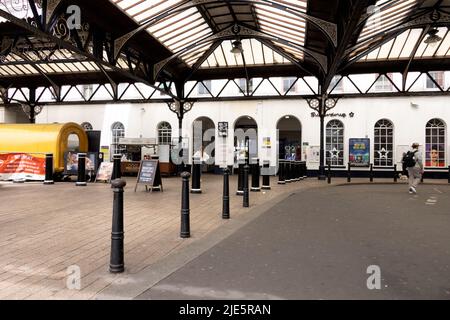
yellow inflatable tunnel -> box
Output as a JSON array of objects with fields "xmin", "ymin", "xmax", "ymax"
[{"xmin": 0, "ymin": 123, "xmax": 88, "ymax": 172}]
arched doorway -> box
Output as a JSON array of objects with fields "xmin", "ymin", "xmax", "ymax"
[
  {"xmin": 234, "ymin": 116, "xmax": 258, "ymax": 163},
  {"xmin": 192, "ymin": 117, "xmax": 215, "ymax": 169},
  {"xmin": 277, "ymin": 116, "xmax": 302, "ymax": 160}
]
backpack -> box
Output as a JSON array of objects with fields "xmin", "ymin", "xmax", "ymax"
[{"xmin": 403, "ymin": 150, "xmax": 417, "ymax": 168}]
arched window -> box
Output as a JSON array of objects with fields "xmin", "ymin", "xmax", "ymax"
[
  {"xmin": 374, "ymin": 119, "xmax": 394, "ymax": 166},
  {"xmin": 326, "ymin": 120, "xmax": 344, "ymax": 166},
  {"xmin": 425, "ymin": 119, "xmax": 446, "ymax": 167},
  {"xmin": 111, "ymin": 122, "xmax": 125, "ymax": 158},
  {"xmin": 158, "ymin": 122, "xmax": 172, "ymax": 145},
  {"xmin": 81, "ymin": 122, "xmax": 93, "ymax": 131}
]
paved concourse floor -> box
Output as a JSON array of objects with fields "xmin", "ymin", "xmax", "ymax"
[
  {"xmin": 137, "ymin": 183, "xmax": 450, "ymax": 300},
  {"xmin": 0, "ymin": 174, "xmax": 322, "ymax": 299}
]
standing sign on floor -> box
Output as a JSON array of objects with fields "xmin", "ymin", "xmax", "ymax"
[
  {"xmin": 95, "ymin": 162, "xmax": 114, "ymax": 183},
  {"xmin": 135, "ymin": 160, "xmax": 163, "ymax": 192}
]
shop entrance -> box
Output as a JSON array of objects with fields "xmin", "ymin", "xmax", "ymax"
[
  {"xmin": 277, "ymin": 116, "xmax": 302, "ymax": 160},
  {"xmin": 192, "ymin": 117, "xmax": 215, "ymax": 170},
  {"xmin": 234, "ymin": 116, "xmax": 258, "ymax": 163}
]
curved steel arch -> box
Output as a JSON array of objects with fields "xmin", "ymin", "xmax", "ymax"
[
  {"xmin": 113, "ymin": 0, "xmax": 337, "ymax": 60},
  {"xmin": 152, "ymin": 24, "xmax": 328, "ymax": 81}
]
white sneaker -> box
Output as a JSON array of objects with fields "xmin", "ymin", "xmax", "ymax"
[{"xmin": 411, "ymin": 187, "xmax": 417, "ymax": 194}]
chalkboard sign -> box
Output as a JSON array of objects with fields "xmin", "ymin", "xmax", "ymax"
[{"xmin": 134, "ymin": 160, "xmax": 163, "ymax": 192}]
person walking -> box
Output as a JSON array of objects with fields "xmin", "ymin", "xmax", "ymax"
[{"xmin": 402, "ymin": 143, "xmax": 423, "ymax": 194}]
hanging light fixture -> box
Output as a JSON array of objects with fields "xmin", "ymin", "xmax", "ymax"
[
  {"xmin": 230, "ymin": 40, "xmax": 243, "ymax": 57},
  {"xmin": 424, "ymin": 28, "xmax": 442, "ymax": 47}
]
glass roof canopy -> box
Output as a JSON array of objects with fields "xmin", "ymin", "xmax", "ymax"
[
  {"xmin": 353, "ymin": 0, "xmax": 450, "ymax": 62},
  {"xmin": 0, "ymin": 49, "xmax": 132, "ymax": 77},
  {"xmin": 254, "ymin": 0, "xmax": 307, "ymax": 60},
  {"xmin": 200, "ymin": 38, "xmax": 291, "ymax": 68},
  {"xmin": 359, "ymin": 27, "xmax": 450, "ymax": 61},
  {"xmin": 359, "ymin": 0, "xmax": 420, "ymax": 41},
  {"xmin": 110, "ymin": 0, "xmax": 308, "ymax": 66},
  {"xmin": 111, "ymin": 0, "xmax": 214, "ymax": 65}
]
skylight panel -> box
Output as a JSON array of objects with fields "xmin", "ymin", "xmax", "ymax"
[
  {"xmin": 359, "ymin": 0, "xmax": 419, "ymax": 41},
  {"xmin": 254, "ymin": 0, "xmax": 307, "ymax": 55},
  {"xmin": 110, "ymin": 0, "xmax": 214, "ymax": 61}
]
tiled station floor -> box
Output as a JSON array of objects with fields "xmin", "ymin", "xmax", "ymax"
[{"xmin": 0, "ymin": 174, "xmax": 326, "ymax": 300}]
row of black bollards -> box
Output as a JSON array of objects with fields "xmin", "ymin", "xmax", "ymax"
[
  {"xmin": 327, "ymin": 163, "xmax": 401, "ymax": 183},
  {"xmin": 278, "ymin": 160, "xmax": 307, "ymax": 184},
  {"xmin": 43, "ymin": 153, "xmax": 122, "ymax": 187}
]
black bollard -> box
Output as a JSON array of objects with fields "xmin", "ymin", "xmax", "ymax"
[
  {"xmin": 111, "ymin": 154, "xmax": 122, "ymax": 181},
  {"xmin": 303, "ymin": 162, "xmax": 308, "ymax": 179},
  {"xmin": 286, "ymin": 161, "xmax": 292, "ymax": 183},
  {"xmin": 110, "ymin": 179, "xmax": 126, "ymax": 273},
  {"xmin": 370, "ymin": 164, "xmax": 374, "ymax": 182},
  {"xmin": 76, "ymin": 153, "xmax": 87, "ymax": 187},
  {"xmin": 191, "ymin": 156, "xmax": 202, "ymax": 194},
  {"xmin": 180, "ymin": 172, "xmax": 191, "ymax": 238},
  {"xmin": 44, "ymin": 153, "xmax": 54, "ymax": 185},
  {"xmin": 278, "ymin": 160, "xmax": 286, "ymax": 185},
  {"xmin": 293, "ymin": 161, "xmax": 298, "ymax": 181},
  {"xmin": 243, "ymin": 164, "xmax": 250, "ymax": 208},
  {"xmin": 262, "ymin": 160, "xmax": 271, "ymax": 190},
  {"xmin": 448, "ymin": 166, "xmax": 450, "ymax": 184},
  {"xmin": 237, "ymin": 161, "xmax": 244, "ymax": 195},
  {"xmin": 222, "ymin": 168, "xmax": 230, "ymax": 219},
  {"xmin": 251, "ymin": 158, "xmax": 261, "ymax": 192},
  {"xmin": 347, "ymin": 162, "xmax": 351, "ymax": 183},
  {"xmin": 327, "ymin": 163, "xmax": 331, "ymax": 184},
  {"xmin": 394, "ymin": 164, "xmax": 398, "ymax": 183}
]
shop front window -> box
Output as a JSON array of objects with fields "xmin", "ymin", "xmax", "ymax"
[
  {"xmin": 111, "ymin": 122, "xmax": 126, "ymax": 159},
  {"xmin": 326, "ymin": 120, "xmax": 344, "ymax": 166},
  {"xmin": 158, "ymin": 122, "xmax": 172, "ymax": 145},
  {"xmin": 425, "ymin": 119, "xmax": 446, "ymax": 167},
  {"xmin": 374, "ymin": 119, "xmax": 394, "ymax": 166}
]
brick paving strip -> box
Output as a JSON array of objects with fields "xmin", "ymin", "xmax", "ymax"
[
  {"xmin": 0, "ymin": 176, "xmax": 447, "ymax": 300},
  {"xmin": 0, "ymin": 174, "xmax": 321, "ymax": 300}
]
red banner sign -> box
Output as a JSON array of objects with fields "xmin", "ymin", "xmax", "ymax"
[{"xmin": 0, "ymin": 153, "xmax": 46, "ymax": 181}]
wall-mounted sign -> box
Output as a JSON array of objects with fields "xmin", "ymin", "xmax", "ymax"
[
  {"xmin": 218, "ymin": 122, "xmax": 228, "ymax": 137},
  {"xmin": 307, "ymin": 146, "xmax": 320, "ymax": 163},
  {"xmin": 349, "ymin": 138, "xmax": 370, "ymax": 167},
  {"xmin": 262, "ymin": 137, "xmax": 271, "ymax": 148},
  {"xmin": 119, "ymin": 138, "xmax": 157, "ymax": 145},
  {"xmin": 311, "ymin": 112, "xmax": 355, "ymax": 118}
]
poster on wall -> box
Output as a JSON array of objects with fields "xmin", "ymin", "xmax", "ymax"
[
  {"xmin": 302, "ymin": 142, "xmax": 309, "ymax": 161},
  {"xmin": 307, "ymin": 146, "xmax": 320, "ymax": 163},
  {"xmin": 64, "ymin": 152, "xmax": 98, "ymax": 175},
  {"xmin": 425, "ymin": 143, "xmax": 446, "ymax": 167},
  {"xmin": 349, "ymin": 138, "xmax": 370, "ymax": 167},
  {"xmin": 0, "ymin": 153, "xmax": 46, "ymax": 181},
  {"xmin": 262, "ymin": 137, "xmax": 271, "ymax": 148}
]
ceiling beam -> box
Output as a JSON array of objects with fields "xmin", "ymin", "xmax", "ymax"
[
  {"xmin": 0, "ymin": 7, "xmax": 175, "ymax": 99},
  {"xmin": 323, "ymin": 0, "xmax": 374, "ymax": 93}
]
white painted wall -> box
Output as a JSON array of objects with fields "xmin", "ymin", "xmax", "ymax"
[{"xmin": 31, "ymin": 96, "xmax": 450, "ymax": 170}]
